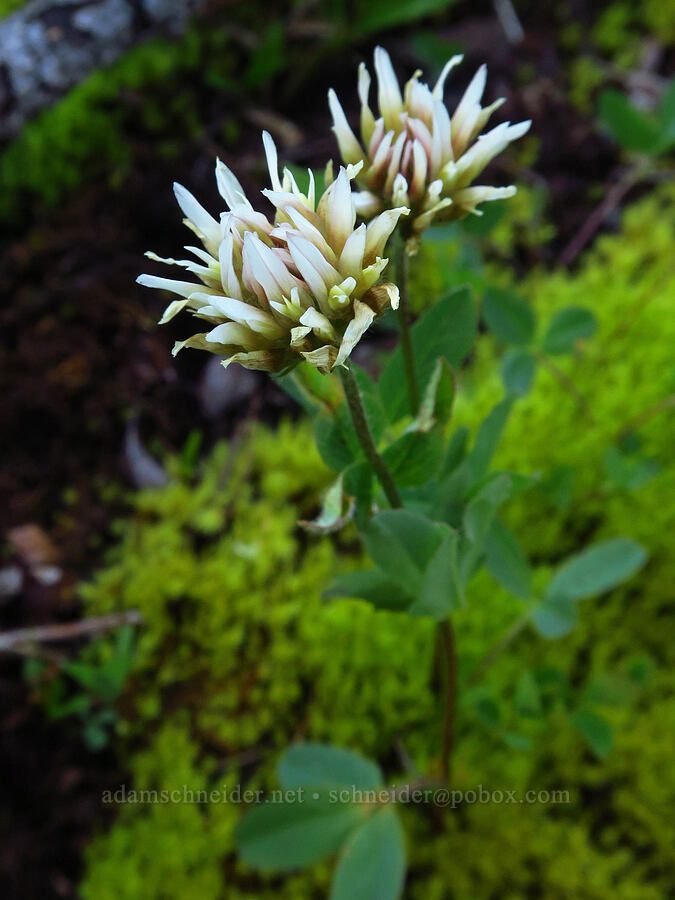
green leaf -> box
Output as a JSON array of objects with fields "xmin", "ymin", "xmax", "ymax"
[
  {"xmin": 656, "ymin": 80, "xmax": 675, "ymax": 153},
  {"xmin": 279, "ymin": 744, "xmax": 383, "ymax": 792},
  {"xmin": 546, "ymin": 538, "xmax": 647, "ymax": 602},
  {"xmin": 541, "ymin": 306, "xmax": 597, "ymax": 355},
  {"xmin": 244, "ymin": 22, "xmax": 285, "ymax": 88},
  {"xmin": 531, "ymin": 594, "xmax": 577, "ymax": 639},
  {"xmin": 484, "ymin": 518, "xmax": 532, "ymax": 600},
  {"xmin": 50, "ymin": 692, "xmax": 92, "ymax": 719},
  {"xmin": 324, "ymin": 569, "xmax": 412, "ymax": 612},
  {"xmin": 599, "ymin": 89, "xmax": 661, "ymax": 153},
  {"xmin": 352, "ymin": 0, "xmax": 459, "ymax": 37},
  {"xmin": 83, "ymin": 722, "xmax": 110, "ymax": 751},
  {"xmin": 381, "ymin": 429, "xmax": 444, "ymax": 487},
  {"xmin": 330, "ymin": 807, "xmax": 406, "ymax": 900},
  {"xmin": 343, "ymin": 461, "xmax": 373, "ymax": 508},
  {"xmin": 460, "ymin": 200, "xmax": 506, "ymax": 235},
  {"xmin": 379, "ymin": 287, "xmax": 475, "ymax": 423},
  {"xmin": 236, "ymin": 796, "xmax": 365, "ymax": 872},
  {"xmin": 360, "ymin": 510, "xmax": 445, "ymax": 596},
  {"xmin": 428, "ymin": 403, "xmax": 520, "ymax": 530},
  {"xmin": 627, "ymin": 655, "xmax": 655, "ymax": 687},
  {"xmin": 539, "ymin": 464, "xmax": 575, "ymax": 511},
  {"xmin": 463, "ymin": 474, "xmax": 513, "ymax": 549},
  {"xmin": 603, "ymin": 445, "xmax": 661, "ymax": 491},
  {"xmin": 472, "ymin": 695, "xmax": 501, "ymax": 728},
  {"xmin": 464, "ymin": 398, "xmax": 513, "ymax": 487},
  {"xmin": 352, "ymin": 365, "xmax": 387, "ymax": 444},
  {"xmin": 438, "ymin": 426, "xmax": 469, "ymax": 480},
  {"xmin": 482, "ymin": 287, "xmax": 535, "ymax": 345},
  {"xmin": 299, "ymin": 475, "xmax": 354, "ymax": 535},
  {"xmin": 502, "ymin": 731, "xmax": 532, "ymax": 751},
  {"xmin": 314, "ymin": 416, "xmax": 356, "ymax": 472},
  {"xmin": 275, "ymin": 363, "xmax": 341, "ymax": 414},
  {"xmin": 502, "ymin": 348, "xmax": 536, "ymax": 396},
  {"xmin": 571, "ymin": 708, "xmax": 613, "ymax": 758},
  {"xmin": 413, "ymin": 357, "xmax": 456, "ymax": 432},
  {"xmin": 514, "ymin": 670, "xmax": 542, "ymax": 717},
  {"xmin": 410, "ymin": 527, "xmax": 462, "ymax": 619},
  {"xmin": 581, "ymin": 673, "xmax": 636, "ymax": 708}
]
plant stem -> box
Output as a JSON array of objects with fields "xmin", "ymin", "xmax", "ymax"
[
  {"xmin": 339, "ymin": 364, "xmax": 402, "ymax": 509},
  {"xmin": 396, "ymin": 240, "xmax": 420, "ymax": 415},
  {"xmin": 439, "ymin": 619, "xmax": 457, "ymax": 784}
]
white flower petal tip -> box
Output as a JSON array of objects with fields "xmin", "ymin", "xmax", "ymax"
[
  {"xmin": 335, "ymin": 299, "xmax": 375, "ymax": 367},
  {"xmin": 432, "ymin": 54, "xmax": 464, "ymax": 100},
  {"xmin": 364, "ymin": 282, "xmax": 400, "ymax": 315},
  {"xmin": 328, "ymin": 88, "xmax": 364, "ymax": 165}
]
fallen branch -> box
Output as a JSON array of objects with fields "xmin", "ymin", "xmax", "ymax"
[
  {"xmin": 0, "ymin": 610, "xmax": 143, "ymax": 653},
  {"xmin": 558, "ymin": 165, "xmax": 646, "ymax": 268}
]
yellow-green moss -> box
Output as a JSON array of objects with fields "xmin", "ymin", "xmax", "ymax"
[
  {"xmin": 81, "ymin": 188, "xmax": 675, "ymax": 897},
  {"xmin": 0, "ymin": 0, "xmax": 24, "ymax": 16},
  {"xmin": 0, "ymin": 28, "xmax": 227, "ymax": 224}
]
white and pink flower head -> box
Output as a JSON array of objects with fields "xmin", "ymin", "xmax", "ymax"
[
  {"xmin": 328, "ymin": 47, "xmax": 531, "ymax": 241},
  {"xmin": 138, "ymin": 132, "xmax": 407, "ymax": 373}
]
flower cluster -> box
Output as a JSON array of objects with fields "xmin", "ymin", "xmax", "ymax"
[
  {"xmin": 328, "ymin": 46, "xmax": 531, "ymax": 239},
  {"xmin": 139, "ymin": 48, "xmax": 530, "ymax": 373},
  {"xmin": 138, "ymin": 133, "xmax": 407, "ymax": 373}
]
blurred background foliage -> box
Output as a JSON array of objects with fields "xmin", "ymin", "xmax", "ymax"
[{"xmin": 0, "ymin": 0, "xmax": 673, "ymax": 898}]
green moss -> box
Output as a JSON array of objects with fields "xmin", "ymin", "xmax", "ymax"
[
  {"xmin": 0, "ymin": 0, "xmax": 24, "ymax": 17},
  {"xmin": 80, "ymin": 418, "xmax": 436, "ymax": 758},
  {"xmin": 0, "ymin": 28, "xmax": 230, "ymax": 225},
  {"xmin": 568, "ymin": 56, "xmax": 607, "ymax": 114},
  {"xmin": 81, "ymin": 188, "xmax": 674, "ymax": 896},
  {"xmin": 81, "ymin": 719, "xmax": 235, "ymax": 900}
]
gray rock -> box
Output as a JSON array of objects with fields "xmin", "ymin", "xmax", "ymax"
[
  {"xmin": 124, "ymin": 417, "xmax": 168, "ymax": 488},
  {"xmin": 198, "ymin": 356, "xmax": 260, "ymax": 420},
  {"xmin": 0, "ymin": 0, "xmax": 209, "ymax": 141}
]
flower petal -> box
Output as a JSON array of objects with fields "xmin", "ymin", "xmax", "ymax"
[
  {"xmin": 299, "ymin": 307, "xmax": 339, "ymax": 343},
  {"xmin": 364, "ymin": 207, "xmax": 409, "ymax": 263},
  {"xmin": 173, "ymin": 183, "xmax": 221, "ymax": 255},
  {"xmin": 205, "ymin": 321, "xmax": 266, "ymax": 349},
  {"xmin": 328, "ymin": 89, "xmax": 365, "ymax": 165},
  {"xmin": 215, "ymin": 160, "xmax": 250, "ymax": 209},
  {"xmin": 302, "ymin": 344, "xmax": 338, "ymax": 373},
  {"xmin": 335, "ymin": 299, "xmax": 375, "ymax": 367},
  {"xmin": 262, "ymin": 131, "xmax": 283, "ymax": 191},
  {"xmin": 432, "ymin": 54, "xmax": 464, "ymax": 100},
  {"xmin": 374, "ymin": 46, "xmax": 404, "ymax": 132},
  {"xmin": 358, "ymin": 62, "xmax": 376, "ymax": 144},
  {"xmin": 353, "ymin": 191, "xmax": 383, "ymax": 218},
  {"xmin": 452, "ymin": 64, "xmax": 487, "ymax": 136},
  {"xmin": 339, "ymin": 223, "xmax": 367, "ymax": 277},
  {"xmin": 287, "ymin": 233, "xmax": 342, "ymax": 291},
  {"xmin": 318, "ymin": 167, "xmax": 356, "ymax": 254},
  {"xmin": 193, "ymin": 294, "xmax": 286, "ymax": 339},
  {"xmin": 218, "ymin": 233, "xmax": 243, "ymax": 300},
  {"xmin": 222, "ymin": 350, "xmax": 288, "ymax": 372}
]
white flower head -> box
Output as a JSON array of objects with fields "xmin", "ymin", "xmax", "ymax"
[
  {"xmin": 328, "ymin": 47, "xmax": 531, "ymax": 239},
  {"xmin": 138, "ymin": 133, "xmax": 408, "ymax": 373}
]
